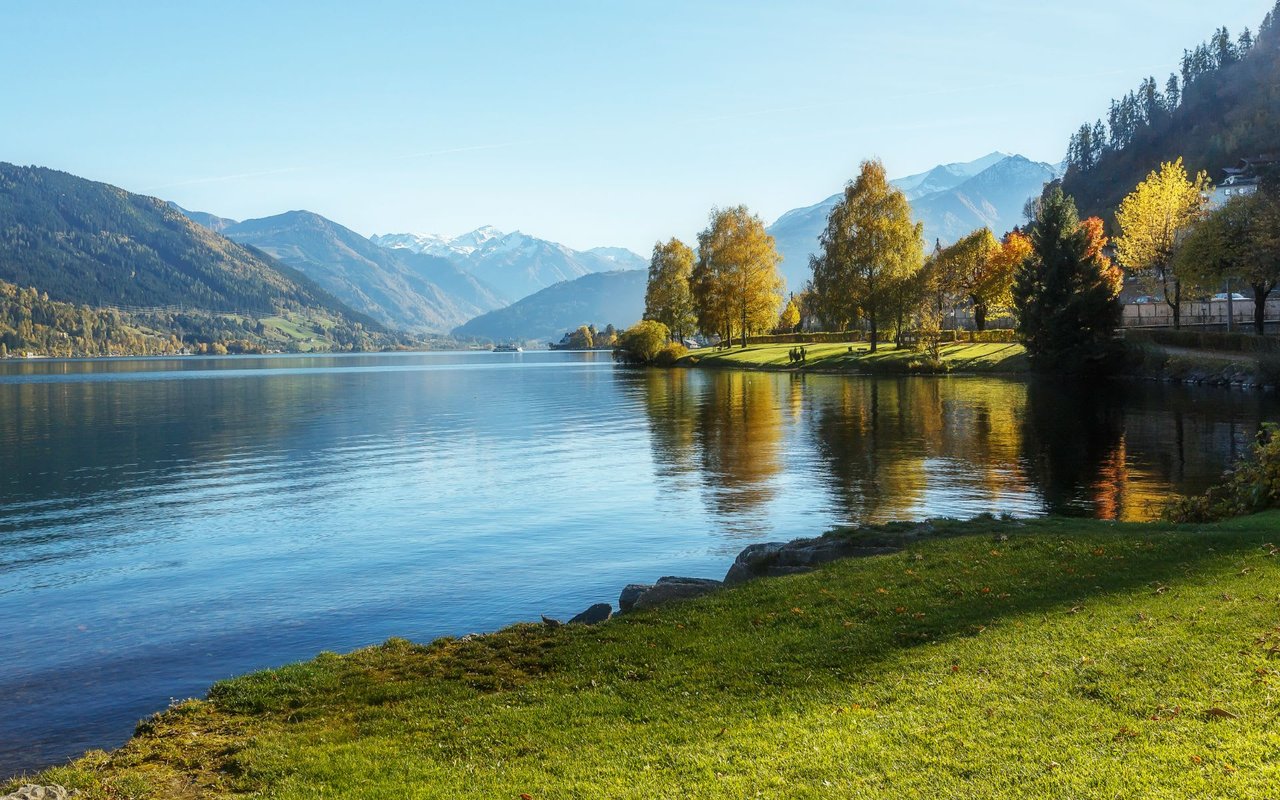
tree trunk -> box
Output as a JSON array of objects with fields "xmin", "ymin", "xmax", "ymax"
[
  {"xmin": 741, "ymin": 303, "xmax": 748, "ymax": 348},
  {"xmin": 869, "ymin": 314, "xmax": 878, "ymax": 353},
  {"xmin": 1254, "ymin": 283, "xmax": 1269, "ymax": 336},
  {"xmin": 973, "ymin": 298, "xmax": 987, "ymax": 332},
  {"xmin": 1171, "ymin": 280, "xmax": 1181, "ymax": 330}
]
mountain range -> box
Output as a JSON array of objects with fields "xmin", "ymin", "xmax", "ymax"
[
  {"xmin": 452, "ymin": 269, "xmax": 647, "ymax": 344},
  {"xmin": 372, "ymin": 228, "xmax": 647, "ymax": 303},
  {"xmin": 205, "ymin": 211, "xmax": 506, "ymax": 332},
  {"xmin": 767, "ymin": 152, "xmax": 1061, "ymax": 291}
]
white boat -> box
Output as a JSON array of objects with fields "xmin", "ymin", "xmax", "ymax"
[{"xmin": 492, "ymin": 344, "xmax": 523, "ymax": 352}]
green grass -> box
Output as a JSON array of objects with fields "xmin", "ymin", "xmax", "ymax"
[
  {"xmin": 683, "ymin": 341, "xmax": 1028, "ymax": 374},
  {"xmin": 11, "ymin": 513, "xmax": 1280, "ymax": 798}
]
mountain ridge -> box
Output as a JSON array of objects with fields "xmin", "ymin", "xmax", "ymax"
[
  {"xmin": 373, "ymin": 227, "xmax": 647, "ymax": 302},
  {"xmin": 767, "ymin": 153, "xmax": 1060, "ymax": 291},
  {"xmin": 210, "ymin": 210, "xmax": 507, "ymax": 333}
]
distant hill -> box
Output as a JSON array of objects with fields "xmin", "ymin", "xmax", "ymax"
[
  {"xmin": 0, "ymin": 163, "xmax": 373, "ymax": 327},
  {"xmin": 373, "ymin": 227, "xmax": 646, "ymax": 302},
  {"xmin": 168, "ymin": 202, "xmax": 237, "ymax": 233},
  {"xmin": 1060, "ymin": 5, "xmax": 1280, "ymax": 220},
  {"xmin": 452, "ymin": 269, "xmax": 646, "ymax": 343},
  {"xmin": 210, "ymin": 210, "xmax": 506, "ymax": 332},
  {"xmin": 766, "ymin": 153, "xmax": 1059, "ymax": 291}
]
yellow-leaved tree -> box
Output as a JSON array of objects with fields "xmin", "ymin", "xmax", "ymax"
[
  {"xmin": 777, "ymin": 294, "xmax": 801, "ymax": 333},
  {"xmin": 1115, "ymin": 157, "xmax": 1212, "ymax": 329},
  {"xmin": 643, "ymin": 238, "xmax": 696, "ymax": 343},
  {"xmin": 810, "ymin": 159, "xmax": 923, "ymax": 351},
  {"xmin": 692, "ymin": 206, "xmax": 784, "ymax": 347}
]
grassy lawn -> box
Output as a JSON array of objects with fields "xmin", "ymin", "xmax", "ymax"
[
  {"xmin": 13, "ymin": 513, "xmax": 1280, "ymax": 798},
  {"xmin": 684, "ymin": 341, "xmax": 1028, "ymax": 374}
]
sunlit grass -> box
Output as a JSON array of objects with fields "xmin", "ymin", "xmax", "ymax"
[
  {"xmin": 685, "ymin": 340, "xmax": 1027, "ymax": 373},
  {"xmin": 12, "ymin": 513, "xmax": 1280, "ymax": 798}
]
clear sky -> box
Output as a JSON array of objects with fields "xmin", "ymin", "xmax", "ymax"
[{"xmin": 2, "ymin": 1, "xmax": 1273, "ymax": 253}]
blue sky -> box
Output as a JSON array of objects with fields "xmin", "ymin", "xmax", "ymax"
[{"xmin": 2, "ymin": 1, "xmax": 1273, "ymax": 253}]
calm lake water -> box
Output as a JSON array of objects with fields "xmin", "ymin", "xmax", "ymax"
[{"xmin": 2, "ymin": 351, "xmax": 1278, "ymax": 774}]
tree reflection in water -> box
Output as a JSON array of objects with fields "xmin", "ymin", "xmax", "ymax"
[{"xmin": 637, "ymin": 369, "xmax": 1277, "ymax": 525}]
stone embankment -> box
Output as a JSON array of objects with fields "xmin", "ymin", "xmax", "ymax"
[{"xmin": 550, "ymin": 524, "xmax": 932, "ymax": 626}]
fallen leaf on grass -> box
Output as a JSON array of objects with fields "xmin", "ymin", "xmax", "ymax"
[{"xmin": 1204, "ymin": 708, "xmax": 1238, "ymax": 719}]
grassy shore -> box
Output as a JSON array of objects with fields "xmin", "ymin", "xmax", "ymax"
[
  {"xmin": 12, "ymin": 512, "xmax": 1280, "ymax": 798},
  {"xmin": 681, "ymin": 340, "xmax": 1028, "ymax": 374}
]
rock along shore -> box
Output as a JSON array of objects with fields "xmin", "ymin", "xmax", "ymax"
[{"xmin": 548, "ymin": 522, "xmax": 938, "ymax": 627}]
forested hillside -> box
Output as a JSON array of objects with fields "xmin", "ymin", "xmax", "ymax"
[
  {"xmin": 0, "ymin": 278, "xmax": 397, "ymax": 357},
  {"xmin": 0, "ymin": 163, "xmax": 375, "ymax": 324},
  {"xmin": 1060, "ymin": 2, "xmax": 1280, "ymax": 219}
]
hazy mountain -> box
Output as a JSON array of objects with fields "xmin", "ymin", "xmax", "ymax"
[
  {"xmin": 373, "ymin": 227, "xmax": 646, "ymax": 302},
  {"xmin": 217, "ymin": 211, "xmax": 506, "ymax": 332},
  {"xmin": 452, "ymin": 269, "xmax": 646, "ymax": 343},
  {"xmin": 0, "ymin": 163, "xmax": 372, "ymax": 326},
  {"xmin": 891, "ymin": 151, "xmax": 1011, "ymax": 200},
  {"xmin": 167, "ymin": 202, "xmax": 237, "ymax": 233},
  {"xmin": 767, "ymin": 153, "xmax": 1060, "ymax": 291}
]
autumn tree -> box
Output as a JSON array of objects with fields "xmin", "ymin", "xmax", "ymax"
[
  {"xmin": 693, "ymin": 206, "xmax": 784, "ymax": 347},
  {"xmin": 1012, "ymin": 187, "xmax": 1123, "ymax": 373},
  {"xmin": 777, "ymin": 294, "xmax": 801, "ymax": 333},
  {"xmin": 937, "ymin": 229, "xmax": 1002, "ymax": 330},
  {"xmin": 810, "ymin": 159, "xmax": 923, "ymax": 351},
  {"xmin": 1115, "ymin": 158, "xmax": 1212, "ymax": 328},
  {"xmin": 566, "ymin": 325, "xmax": 594, "ymax": 349},
  {"xmin": 643, "ymin": 238, "xmax": 696, "ymax": 342},
  {"xmin": 1176, "ymin": 193, "xmax": 1280, "ymax": 334}
]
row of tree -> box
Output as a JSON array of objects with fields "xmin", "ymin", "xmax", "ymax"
[
  {"xmin": 642, "ymin": 158, "xmax": 1121, "ymax": 368},
  {"xmin": 643, "ymin": 207, "xmax": 785, "ymax": 348}
]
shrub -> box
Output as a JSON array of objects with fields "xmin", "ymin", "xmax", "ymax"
[
  {"xmin": 653, "ymin": 342, "xmax": 688, "ymax": 367},
  {"xmin": 615, "ymin": 320, "xmax": 671, "ymax": 364},
  {"xmin": 1165, "ymin": 423, "xmax": 1280, "ymax": 522}
]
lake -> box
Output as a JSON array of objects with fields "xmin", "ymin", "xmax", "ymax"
[{"xmin": 2, "ymin": 351, "xmax": 1277, "ymax": 774}]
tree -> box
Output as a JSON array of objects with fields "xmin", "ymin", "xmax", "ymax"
[
  {"xmin": 1176, "ymin": 193, "xmax": 1280, "ymax": 334},
  {"xmin": 1115, "ymin": 158, "xmax": 1212, "ymax": 329},
  {"xmin": 1012, "ymin": 187, "xmax": 1123, "ymax": 373},
  {"xmin": 936, "ymin": 229, "xmax": 1003, "ymax": 331},
  {"xmin": 693, "ymin": 206, "xmax": 784, "ymax": 347},
  {"xmin": 566, "ymin": 325, "xmax": 594, "ymax": 349},
  {"xmin": 810, "ymin": 160, "xmax": 924, "ymax": 352},
  {"xmin": 643, "ymin": 238, "xmax": 696, "ymax": 343},
  {"xmin": 777, "ymin": 294, "xmax": 801, "ymax": 333}
]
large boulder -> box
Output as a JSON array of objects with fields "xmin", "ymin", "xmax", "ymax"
[
  {"xmin": 618, "ymin": 583, "xmax": 653, "ymax": 613},
  {"xmin": 723, "ymin": 536, "xmax": 901, "ymax": 585},
  {"xmin": 630, "ymin": 577, "xmax": 723, "ymax": 610},
  {"xmin": 569, "ymin": 603, "xmax": 612, "ymax": 625}
]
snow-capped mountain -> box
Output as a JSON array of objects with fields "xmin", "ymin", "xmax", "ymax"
[
  {"xmin": 371, "ymin": 225, "xmax": 504, "ymax": 260},
  {"xmin": 767, "ymin": 152, "xmax": 1061, "ymax": 292},
  {"xmin": 372, "ymin": 227, "xmax": 646, "ymax": 303}
]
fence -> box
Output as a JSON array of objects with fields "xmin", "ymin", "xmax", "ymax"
[{"xmin": 1122, "ymin": 298, "xmax": 1280, "ymax": 330}]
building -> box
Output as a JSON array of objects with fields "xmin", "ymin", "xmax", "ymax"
[{"xmin": 1211, "ymin": 155, "xmax": 1278, "ymax": 207}]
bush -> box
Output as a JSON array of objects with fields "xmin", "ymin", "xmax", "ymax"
[
  {"xmin": 653, "ymin": 342, "xmax": 688, "ymax": 366},
  {"xmin": 1165, "ymin": 423, "xmax": 1280, "ymax": 522},
  {"xmin": 615, "ymin": 320, "xmax": 671, "ymax": 364}
]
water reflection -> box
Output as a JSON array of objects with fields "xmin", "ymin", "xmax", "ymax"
[{"xmin": 637, "ymin": 370, "xmax": 1276, "ymax": 524}]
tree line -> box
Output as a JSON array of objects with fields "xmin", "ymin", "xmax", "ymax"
[
  {"xmin": 1060, "ymin": 1, "xmax": 1280, "ymax": 219},
  {"xmin": 637, "ymin": 158, "xmax": 1129, "ymax": 370}
]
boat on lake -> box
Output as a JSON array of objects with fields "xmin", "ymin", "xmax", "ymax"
[{"xmin": 492, "ymin": 343, "xmax": 523, "ymax": 352}]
